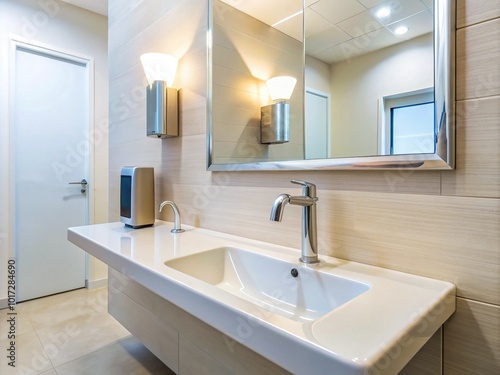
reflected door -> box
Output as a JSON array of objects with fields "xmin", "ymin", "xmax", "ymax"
[
  {"xmin": 13, "ymin": 44, "xmax": 88, "ymax": 301},
  {"xmin": 305, "ymin": 90, "xmax": 329, "ymax": 159}
]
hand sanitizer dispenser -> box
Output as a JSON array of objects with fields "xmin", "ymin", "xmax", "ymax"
[{"xmin": 120, "ymin": 167, "xmax": 155, "ymax": 228}]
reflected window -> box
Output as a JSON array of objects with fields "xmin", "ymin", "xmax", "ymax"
[
  {"xmin": 379, "ymin": 88, "xmax": 434, "ymax": 156},
  {"xmin": 391, "ymin": 101, "xmax": 434, "ymax": 155}
]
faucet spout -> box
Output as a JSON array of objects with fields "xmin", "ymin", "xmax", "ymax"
[
  {"xmin": 270, "ymin": 181, "xmax": 319, "ymax": 264},
  {"xmin": 159, "ymin": 201, "xmax": 185, "ymax": 233},
  {"xmin": 270, "ymin": 194, "xmax": 291, "ymax": 222}
]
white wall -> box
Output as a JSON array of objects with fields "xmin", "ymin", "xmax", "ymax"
[
  {"xmin": 305, "ymin": 55, "xmax": 330, "ymax": 94},
  {"xmin": 0, "ymin": 0, "xmax": 109, "ymax": 304},
  {"xmin": 328, "ymin": 33, "xmax": 433, "ymax": 157}
]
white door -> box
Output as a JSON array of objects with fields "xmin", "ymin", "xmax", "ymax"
[
  {"xmin": 305, "ymin": 89, "xmax": 329, "ymax": 159},
  {"xmin": 12, "ymin": 42, "xmax": 89, "ymax": 301}
]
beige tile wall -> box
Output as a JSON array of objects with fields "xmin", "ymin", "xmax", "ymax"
[{"xmin": 108, "ymin": 0, "xmax": 500, "ymax": 373}]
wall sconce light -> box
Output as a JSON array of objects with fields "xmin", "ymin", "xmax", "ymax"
[
  {"xmin": 260, "ymin": 76, "xmax": 297, "ymax": 144},
  {"xmin": 140, "ymin": 53, "xmax": 179, "ymax": 138}
]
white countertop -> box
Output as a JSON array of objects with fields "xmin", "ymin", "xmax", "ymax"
[{"xmin": 68, "ymin": 220, "xmax": 455, "ymax": 375}]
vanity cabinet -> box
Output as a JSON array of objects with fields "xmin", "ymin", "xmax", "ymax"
[
  {"xmin": 108, "ymin": 268, "xmax": 291, "ymax": 375},
  {"xmin": 108, "ymin": 268, "xmax": 442, "ymax": 375}
]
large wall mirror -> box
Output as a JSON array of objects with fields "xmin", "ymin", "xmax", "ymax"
[{"xmin": 207, "ymin": 0, "xmax": 455, "ymax": 170}]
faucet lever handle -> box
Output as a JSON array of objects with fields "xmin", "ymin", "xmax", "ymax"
[
  {"xmin": 290, "ymin": 180, "xmax": 315, "ymax": 187},
  {"xmin": 290, "ymin": 180, "xmax": 316, "ymax": 197}
]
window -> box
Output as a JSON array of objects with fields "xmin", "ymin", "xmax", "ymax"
[{"xmin": 379, "ymin": 89, "xmax": 435, "ymax": 155}]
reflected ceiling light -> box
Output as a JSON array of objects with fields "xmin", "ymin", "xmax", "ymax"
[
  {"xmin": 261, "ymin": 76, "xmax": 297, "ymax": 144},
  {"xmin": 394, "ymin": 26, "xmax": 409, "ymax": 35},
  {"xmin": 375, "ymin": 7, "xmax": 391, "ymax": 18},
  {"xmin": 140, "ymin": 53, "xmax": 179, "ymax": 138}
]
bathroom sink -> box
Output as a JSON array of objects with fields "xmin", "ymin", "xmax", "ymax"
[
  {"xmin": 165, "ymin": 246, "xmax": 369, "ymax": 322},
  {"xmin": 70, "ymin": 221, "xmax": 456, "ymax": 375}
]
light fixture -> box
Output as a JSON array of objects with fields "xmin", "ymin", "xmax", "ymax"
[
  {"xmin": 375, "ymin": 7, "xmax": 391, "ymax": 18},
  {"xmin": 394, "ymin": 26, "xmax": 409, "ymax": 35},
  {"xmin": 140, "ymin": 53, "xmax": 179, "ymax": 138},
  {"xmin": 260, "ymin": 76, "xmax": 297, "ymax": 144}
]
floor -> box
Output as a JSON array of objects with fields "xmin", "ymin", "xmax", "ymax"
[{"xmin": 0, "ymin": 287, "xmax": 175, "ymax": 375}]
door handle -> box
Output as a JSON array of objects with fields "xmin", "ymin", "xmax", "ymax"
[{"xmin": 68, "ymin": 179, "xmax": 87, "ymax": 193}]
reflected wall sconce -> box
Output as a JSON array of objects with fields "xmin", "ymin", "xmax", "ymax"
[
  {"xmin": 260, "ymin": 76, "xmax": 296, "ymax": 144},
  {"xmin": 140, "ymin": 53, "xmax": 179, "ymax": 138}
]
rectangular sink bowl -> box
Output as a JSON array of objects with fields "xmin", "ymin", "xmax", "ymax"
[{"xmin": 165, "ymin": 246, "xmax": 369, "ymax": 322}]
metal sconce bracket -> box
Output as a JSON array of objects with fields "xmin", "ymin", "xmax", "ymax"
[
  {"xmin": 146, "ymin": 80, "xmax": 179, "ymax": 138},
  {"xmin": 260, "ymin": 102, "xmax": 290, "ymax": 144}
]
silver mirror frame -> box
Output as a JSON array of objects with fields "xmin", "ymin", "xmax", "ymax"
[{"xmin": 207, "ymin": 0, "xmax": 455, "ymax": 171}]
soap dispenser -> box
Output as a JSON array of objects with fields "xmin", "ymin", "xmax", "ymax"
[{"xmin": 120, "ymin": 166, "xmax": 155, "ymax": 228}]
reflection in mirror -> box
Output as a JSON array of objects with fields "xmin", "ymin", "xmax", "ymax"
[
  {"xmin": 305, "ymin": 0, "xmax": 434, "ymax": 158},
  {"xmin": 210, "ymin": 0, "xmax": 304, "ymax": 164},
  {"xmin": 208, "ymin": 0, "xmax": 455, "ymax": 170}
]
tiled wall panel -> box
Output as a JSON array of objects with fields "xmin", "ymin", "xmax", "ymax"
[
  {"xmin": 456, "ymin": 0, "xmax": 500, "ymax": 28},
  {"xmin": 444, "ymin": 298, "xmax": 500, "ymax": 374},
  {"xmin": 456, "ymin": 18, "xmax": 500, "ymax": 100},
  {"xmin": 442, "ymin": 96, "xmax": 500, "ymax": 198}
]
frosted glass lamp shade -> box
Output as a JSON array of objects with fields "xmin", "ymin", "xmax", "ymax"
[
  {"xmin": 140, "ymin": 53, "xmax": 178, "ymax": 87},
  {"xmin": 266, "ymin": 76, "xmax": 297, "ymax": 102}
]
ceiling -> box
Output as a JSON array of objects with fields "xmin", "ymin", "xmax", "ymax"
[
  {"xmin": 64, "ymin": 0, "xmax": 432, "ymax": 64},
  {"xmin": 221, "ymin": 0, "xmax": 433, "ymax": 64},
  {"xmin": 61, "ymin": 0, "xmax": 108, "ymax": 16}
]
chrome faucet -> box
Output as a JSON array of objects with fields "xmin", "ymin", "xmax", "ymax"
[
  {"xmin": 270, "ymin": 180, "xmax": 319, "ymax": 264},
  {"xmin": 159, "ymin": 201, "xmax": 185, "ymax": 233}
]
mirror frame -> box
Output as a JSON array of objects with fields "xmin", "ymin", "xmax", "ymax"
[{"xmin": 207, "ymin": 0, "xmax": 455, "ymax": 171}]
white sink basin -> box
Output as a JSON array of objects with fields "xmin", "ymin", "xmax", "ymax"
[{"xmin": 165, "ymin": 246, "xmax": 369, "ymax": 322}]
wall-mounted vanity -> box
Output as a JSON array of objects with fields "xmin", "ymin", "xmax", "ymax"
[
  {"xmin": 69, "ymin": 221, "xmax": 456, "ymax": 375},
  {"xmin": 208, "ymin": 0, "xmax": 455, "ymax": 170}
]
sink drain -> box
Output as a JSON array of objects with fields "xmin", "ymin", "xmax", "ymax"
[{"xmin": 290, "ymin": 268, "xmax": 299, "ymax": 278}]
